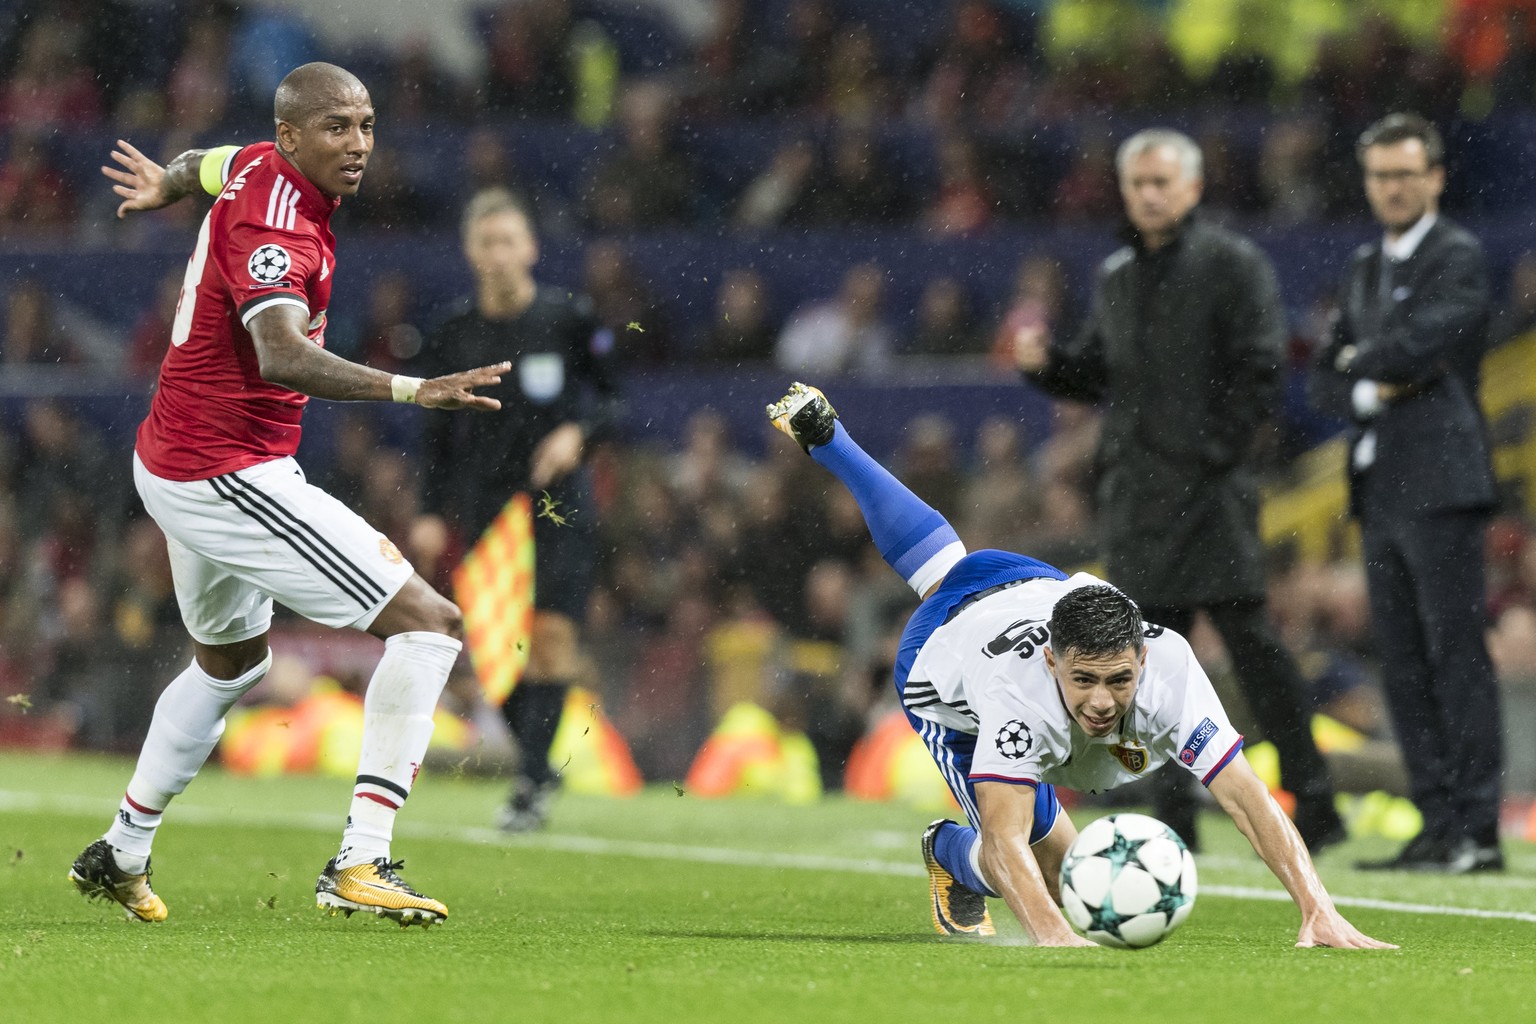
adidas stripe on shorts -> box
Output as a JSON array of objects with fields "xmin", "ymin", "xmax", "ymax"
[{"xmin": 133, "ymin": 453, "xmax": 414, "ymax": 644}]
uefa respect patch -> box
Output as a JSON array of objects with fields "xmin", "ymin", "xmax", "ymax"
[{"xmin": 1178, "ymin": 718, "xmax": 1219, "ymax": 765}]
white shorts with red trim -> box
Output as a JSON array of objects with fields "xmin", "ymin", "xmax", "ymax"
[{"xmin": 133, "ymin": 453, "xmax": 414, "ymax": 644}]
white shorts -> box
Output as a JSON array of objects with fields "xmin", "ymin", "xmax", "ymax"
[{"xmin": 133, "ymin": 453, "xmax": 414, "ymax": 645}]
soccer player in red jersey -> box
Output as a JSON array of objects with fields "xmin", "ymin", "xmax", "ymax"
[{"xmin": 67, "ymin": 63, "xmax": 506, "ymax": 927}]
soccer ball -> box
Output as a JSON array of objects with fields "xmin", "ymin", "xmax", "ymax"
[{"xmin": 1059, "ymin": 813, "xmax": 1197, "ymax": 948}]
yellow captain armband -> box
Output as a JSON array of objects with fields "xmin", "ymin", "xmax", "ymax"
[{"xmin": 199, "ymin": 145, "xmax": 241, "ymax": 197}]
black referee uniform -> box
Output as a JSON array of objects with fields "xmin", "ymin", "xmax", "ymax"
[{"xmin": 418, "ymin": 286, "xmax": 621, "ymax": 801}]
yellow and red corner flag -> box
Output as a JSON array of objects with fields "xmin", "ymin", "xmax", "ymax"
[{"xmin": 452, "ymin": 492, "xmax": 535, "ymax": 707}]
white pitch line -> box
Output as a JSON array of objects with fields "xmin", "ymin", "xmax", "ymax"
[{"xmin": 5, "ymin": 790, "xmax": 1534, "ymax": 925}]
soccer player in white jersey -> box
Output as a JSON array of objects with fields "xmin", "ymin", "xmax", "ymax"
[
  {"xmin": 67, "ymin": 63, "xmax": 510, "ymax": 927},
  {"xmin": 767, "ymin": 383, "xmax": 1394, "ymax": 950}
]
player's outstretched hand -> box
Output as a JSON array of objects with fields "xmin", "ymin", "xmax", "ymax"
[
  {"xmin": 415, "ymin": 362, "xmax": 510, "ymax": 411},
  {"xmin": 103, "ymin": 140, "xmax": 172, "ymax": 218},
  {"xmin": 1296, "ymin": 911, "xmax": 1398, "ymax": 950}
]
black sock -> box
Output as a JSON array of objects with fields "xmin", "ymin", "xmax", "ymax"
[{"xmin": 503, "ymin": 682, "xmax": 570, "ymax": 786}]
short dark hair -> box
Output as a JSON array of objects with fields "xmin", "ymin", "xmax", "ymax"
[
  {"xmin": 1048, "ymin": 585, "xmax": 1145, "ymax": 660},
  {"xmin": 1357, "ymin": 113, "xmax": 1444, "ymax": 168}
]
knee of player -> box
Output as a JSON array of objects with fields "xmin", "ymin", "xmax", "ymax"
[{"xmin": 430, "ymin": 596, "xmax": 465, "ymax": 640}]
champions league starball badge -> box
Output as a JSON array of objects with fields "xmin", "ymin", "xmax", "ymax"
[{"xmin": 248, "ymin": 244, "xmax": 292, "ymax": 284}]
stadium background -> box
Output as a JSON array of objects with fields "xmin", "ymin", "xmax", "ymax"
[{"xmin": 3, "ymin": 0, "xmax": 1536, "ymax": 828}]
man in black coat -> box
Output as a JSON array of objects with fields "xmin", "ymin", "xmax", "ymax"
[
  {"xmin": 1310, "ymin": 113, "xmax": 1503, "ymax": 873},
  {"xmin": 1016, "ymin": 128, "xmax": 1342, "ymax": 852}
]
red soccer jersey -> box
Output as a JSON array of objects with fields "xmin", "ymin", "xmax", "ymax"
[{"xmin": 136, "ymin": 141, "xmax": 340, "ymax": 480}]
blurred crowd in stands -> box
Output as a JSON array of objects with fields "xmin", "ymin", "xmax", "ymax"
[
  {"xmin": 5, "ymin": 0, "xmax": 1536, "ymax": 797},
  {"xmin": 10, "ymin": 0, "xmax": 1536, "ymax": 239}
]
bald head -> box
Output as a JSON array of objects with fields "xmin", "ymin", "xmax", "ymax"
[
  {"xmin": 271, "ymin": 62, "xmax": 376, "ymax": 199},
  {"xmin": 274, "ymin": 62, "xmax": 369, "ymax": 128}
]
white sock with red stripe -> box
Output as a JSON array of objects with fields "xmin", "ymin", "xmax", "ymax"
[
  {"xmin": 104, "ymin": 652, "xmax": 273, "ymax": 873},
  {"xmin": 336, "ymin": 631, "xmax": 461, "ymax": 869}
]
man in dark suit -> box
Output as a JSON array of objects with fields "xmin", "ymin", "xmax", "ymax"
[
  {"xmin": 1310, "ymin": 113, "xmax": 1504, "ymax": 873},
  {"xmin": 1015, "ymin": 129, "xmax": 1343, "ymax": 853}
]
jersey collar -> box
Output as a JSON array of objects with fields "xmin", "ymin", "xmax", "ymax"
[{"xmin": 271, "ymin": 146, "xmax": 342, "ymax": 221}]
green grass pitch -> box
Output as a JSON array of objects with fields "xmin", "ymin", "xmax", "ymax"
[{"xmin": 2, "ymin": 750, "xmax": 1532, "ymax": 1024}]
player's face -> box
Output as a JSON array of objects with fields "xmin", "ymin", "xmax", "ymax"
[
  {"xmin": 1362, "ymin": 139, "xmax": 1443, "ymax": 236},
  {"xmin": 1045, "ymin": 644, "xmax": 1144, "ymax": 737},
  {"xmin": 464, "ymin": 209, "xmax": 539, "ymax": 290},
  {"xmin": 1119, "ymin": 146, "xmax": 1201, "ymax": 242},
  {"xmin": 279, "ymin": 88, "xmax": 375, "ymax": 199}
]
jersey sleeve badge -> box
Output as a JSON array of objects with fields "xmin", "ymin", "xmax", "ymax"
[
  {"xmin": 248, "ymin": 244, "xmax": 293, "ymax": 285},
  {"xmin": 995, "ymin": 720, "xmax": 1034, "ymax": 759}
]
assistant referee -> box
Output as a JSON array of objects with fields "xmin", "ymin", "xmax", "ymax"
[{"xmin": 415, "ymin": 188, "xmax": 622, "ymax": 831}]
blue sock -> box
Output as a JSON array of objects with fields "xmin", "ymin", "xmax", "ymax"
[
  {"xmin": 810, "ymin": 421, "xmax": 964, "ymax": 594},
  {"xmin": 933, "ymin": 820, "xmax": 998, "ymax": 897}
]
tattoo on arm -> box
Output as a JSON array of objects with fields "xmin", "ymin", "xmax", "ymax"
[
  {"xmin": 161, "ymin": 150, "xmax": 209, "ymax": 206},
  {"xmin": 248, "ymin": 304, "xmax": 394, "ymax": 402}
]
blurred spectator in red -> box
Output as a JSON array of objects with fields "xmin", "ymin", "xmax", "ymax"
[
  {"xmin": 0, "ymin": 129, "xmax": 74, "ymax": 233},
  {"xmin": 1450, "ymin": 0, "xmax": 1536, "ymax": 82},
  {"xmin": 989, "ymin": 254, "xmax": 1073, "ymax": 370},
  {"xmin": 126, "ymin": 269, "xmax": 183, "ymax": 376},
  {"xmin": 1492, "ymin": 250, "xmax": 1536, "ymax": 344},
  {"xmin": 922, "ymin": 132, "xmax": 995, "ymax": 236},
  {"xmin": 582, "ymin": 239, "xmax": 672, "ymax": 364},
  {"xmin": 0, "ymin": 15, "xmax": 103, "ymax": 128},
  {"xmin": 691, "ymin": 268, "xmax": 778, "ymax": 364},
  {"xmin": 583, "ymin": 81, "xmax": 696, "ymax": 231},
  {"xmin": 908, "ymin": 276, "xmax": 982, "ymax": 356},
  {"xmin": 776, "ymin": 262, "xmax": 895, "ymax": 376},
  {"xmin": 483, "ymin": 0, "xmax": 576, "ymax": 114}
]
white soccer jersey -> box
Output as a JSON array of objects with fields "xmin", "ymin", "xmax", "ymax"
[{"xmin": 904, "ymin": 572, "xmax": 1243, "ymax": 795}]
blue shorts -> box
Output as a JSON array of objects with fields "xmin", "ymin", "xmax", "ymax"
[{"xmin": 894, "ymin": 550, "xmax": 1068, "ymax": 844}]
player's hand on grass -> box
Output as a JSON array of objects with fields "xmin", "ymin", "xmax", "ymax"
[
  {"xmin": 530, "ymin": 422, "xmax": 585, "ymax": 488},
  {"xmin": 103, "ymin": 140, "xmax": 172, "ymax": 218},
  {"xmin": 1296, "ymin": 911, "xmax": 1398, "ymax": 950},
  {"xmin": 416, "ymin": 362, "xmax": 510, "ymax": 411}
]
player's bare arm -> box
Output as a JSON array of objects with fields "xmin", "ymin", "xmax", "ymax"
[
  {"xmin": 975, "ymin": 782, "xmax": 1095, "ymax": 947},
  {"xmin": 1207, "ymin": 758, "xmax": 1397, "ymax": 950},
  {"xmin": 102, "ymin": 140, "xmax": 205, "ymax": 219},
  {"xmin": 248, "ymin": 304, "xmax": 508, "ymax": 409}
]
